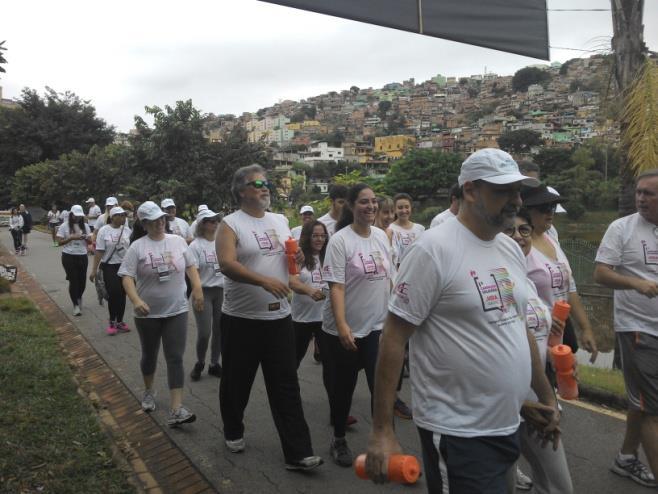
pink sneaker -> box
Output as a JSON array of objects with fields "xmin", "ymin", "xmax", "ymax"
[
  {"xmin": 116, "ymin": 322, "xmax": 130, "ymax": 333},
  {"xmin": 106, "ymin": 324, "xmax": 118, "ymax": 336}
]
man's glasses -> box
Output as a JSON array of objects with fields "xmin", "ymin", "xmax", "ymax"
[
  {"xmin": 531, "ymin": 203, "xmax": 557, "ymax": 214},
  {"xmin": 246, "ymin": 179, "xmax": 270, "ymax": 189},
  {"xmin": 503, "ymin": 224, "xmax": 533, "ymax": 238}
]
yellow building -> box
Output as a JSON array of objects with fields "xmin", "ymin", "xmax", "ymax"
[{"xmin": 374, "ymin": 135, "xmax": 416, "ymax": 159}]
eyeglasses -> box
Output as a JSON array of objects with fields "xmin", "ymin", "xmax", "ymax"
[
  {"xmin": 503, "ymin": 224, "xmax": 533, "ymax": 238},
  {"xmin": 246, "ymin": 179, "xmax": 270, "ymax": 189},
  {"xmin": 311, "ymin": 234, "xmax": 328, "ymax": 239},
  {"xmin": 531, "ymin": 203, "xmax": 557, "ymax": 214}
]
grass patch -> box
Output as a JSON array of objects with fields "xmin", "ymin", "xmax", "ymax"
[
  {"xmin": 553, "ymin": 210, "xmax": 619, "ymax": 243},
  {"xmin": 0, "ymin": 297, "xmax": 134, "ymax": 494},
  {"xmin": 0, "ymin": 277, "xmax": 11, "ymax": 293},
  {"xmin": 579, "ymin": 365, "xmax": 626, "ymax": 397}
]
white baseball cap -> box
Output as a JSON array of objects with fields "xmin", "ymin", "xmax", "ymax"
[
  {"xmin": 299, "ymin": 205, "xmax": 314, "ymax": 215},
  {"xmin": 85, "ymin": 197, "xmax": 95, "ymax": 203},
  {"xmin": 109, "ymin": 206, "xmax": 126, "ymax": 217},
  {"xmin": 197, "ymin": 209, "xmax": 221, "ymax": 221},
  {"xmin": 161, "ymin": 198, "xmax": 175, "ymax": 209},
  {"xmin": 197, "ymin": 204, "xmax": 208, "ymax": 213},
  {"xmin": 105, "ymin": 196, "xmax": 119, "ymax": 206},
  {"xmin": 458, "ymin": 149, "xmax": 540, "ymax": 187},
  {"xmin": 70, "ymin": 205, "xmax": 85, "ymax": 217},
  {"xmin": 547, "ymin": 186, "xmax": 567, "ymax": 213},
  {"xmin": 137, "ymin": 201, "xmax": 167, "ymax": 221}
]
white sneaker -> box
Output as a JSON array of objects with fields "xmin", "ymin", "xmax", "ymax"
[
  {"xmin": 168, "ymin": 405, "xmax": 196, "ymax": 427},
  {"xmin": 611, "ymin": 454, "xmax": 657, "ymax": 487},
  {"xmin": 225, "ymin": 438, "xmax": 246, "ymax": 453},
  {"xmin": 515, "ymin": 466, "xmax": 533, "ymax": 491},
  {"xmin": 141, "ymin": 389, "xmax": 156, "ymax": 412},
  {"xmin": 72, "ymin": 305, "xmax": 81, "ymax": 316}
]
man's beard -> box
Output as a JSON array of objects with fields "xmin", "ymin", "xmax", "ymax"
[
  {"xmin": 474, "ymin": 196, "xmax": 517, "ymax": 231},
  {"xmin": 258, "ymin": 196, "xmax": 271, "ymax": 210}
]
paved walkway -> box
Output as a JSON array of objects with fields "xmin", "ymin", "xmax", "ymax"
[{"xmin": 3, "ymin": 230, "xmax": 651, "ymax": 493}]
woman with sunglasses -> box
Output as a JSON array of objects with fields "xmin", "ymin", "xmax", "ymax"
[
  {"xmin": 119, "ymin": 201, "xmax": 204, "ymax": 428},
  {"xmin": 90, "ymin": 206, "xmax": 132, "ymax": 335},
  {"xmin": 289, "ymin": 220, "xmax": 328, "ymax": 367},
  {"xmin": 504, "ymin": 211, "xmax": 574, "ymax": 494},
  {"xmin": 189, "ymin": 209, "xmax": 224, "ymax": 381},
  {"xmin": 216, "ymin": 164, "xmax": 322, "ymax": 471},
  {"xmin": 521, "ymin": 186, "xmax": 598, "ymax": 362},
  {"xmin": 321, "ymin": 183, "xmax": 392, "ymax": 467}
]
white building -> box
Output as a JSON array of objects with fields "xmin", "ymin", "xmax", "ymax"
[{"xmin": 301, "ymin": 141, "xmax": 344, "ymax": 165}]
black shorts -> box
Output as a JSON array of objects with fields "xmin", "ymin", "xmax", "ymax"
[
  {"xmin": 417, "ymin": 427, "xmax": 519, "ymax": 494},
  {"xmin": 21, "ymin": 226, "xmax": 31, "ymax": 234},
  {"xmin": 618, "ymin": 332, "xmax": 658, "ymax": 415}
]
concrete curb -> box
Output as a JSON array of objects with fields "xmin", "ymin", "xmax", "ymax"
[
  {"xmin": 2, "ymin": 248, "xmax": 218, "ymax": 494},
  {"xmin": 579, "ymin": 383, "xmax": 628, "ymax": 412}
]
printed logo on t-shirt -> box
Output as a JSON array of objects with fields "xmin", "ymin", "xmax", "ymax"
[
  {"xmin": 203, "ymin": 250, "xmax": 218, "ymax": 264},
  {"xmin": 147, "ymin": 251, "xmax": 177, "ymax": 272},
  {"xmin": 252, "ymin": 229, "xmax": 282, "ymax": 256},
  {"xmin": 311, "ymin": 269, "xmax": 323, "ymax": 284},
  {"xmin": 394, "ymin": 281, "xmax": 410, "ymax": 303},
  {"xmin": 526, "ymin": 298, "xmax": 548, "ymax": 334},
  {"xmin": 357, "ymin": 251, "xmax": 387, "ymax": 281},
  {"xmin": 641, "ymin": 240, "xmax": 658, "ymax": 265},
  {"xmin": 471, "ymin": 267, "xmax": 518, "ymax": 314},
  {"xmin": 546, "ymin": 263, "xmax": 566, "ymax": 289}
]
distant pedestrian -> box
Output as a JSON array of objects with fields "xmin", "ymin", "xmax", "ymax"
[
  {"xmin": 291, "ymin": 205, "xmax": 315, "ymax": 241},
  {"xmin": 56, "ymin": 205, "xmax": 92, "ymax": 316},
  {"xmin": 188, "ymin": 209, "xmax": 224, "ymax": 381},
  {"xmin": 18, "ymin": 204, "xmax": 32, "ymax": 254},
  {"xmin": 189, "ymin": 204, "xmax": 209, "ymax": 239},
  {"xmin": 594, "ymin": 169, "xmax": 658, "ymax": 489},
  {"xmin": 90, "ymin": 206, "xmax": 132, "ymax": 335},
  {"xmin": 9, "ymin": 207, "xmax": 24, "ymax": 254},
  {"xmin": 318, "ymin": 185, "xmax": 348, "ymax": 236},
  {"xmin": 430, "ymin": 182, "xmax": 461, "ymax": 228},
  {"xmin": 47, "ymin": 204, "xmax": 61, "ymax": 246},
  {"xmin": 161, "ymin": 198, "xmax": 192, "ymax": 243},
  {"xmin": 216, "ymin": 164, "xmax": 322, "ymax": 470},
  {"xmin": 120, "ymin": 200, "xmax": 135, "ymax": 228},
  {"xmin": 85, "ymin": 197, "xmax": 102, "ymax": 232},
  {"xmin": 119, "ymin": 201, "xmax": 204, "ymax": 428},
  {"xmin": 374, "ymin": 196, "xmax": 395, "ymax": 231},
  {"xmin": 92, "ymin": 196, "xmax": 120, "ymax": 235},
  {"xmin": 388, "ymin": 192, "xmax": 425, "ymax": 269}
]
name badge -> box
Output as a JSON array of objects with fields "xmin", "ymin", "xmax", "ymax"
[
  {"xmin": 157, "ymin": 264, "xmax": 171, "ymax": 282},
  {"xmin": 268, "ymin": 302, "xmax": 281, "ymax": 311},
  {"xmin": 213, "ymin": 263, "xmax": 222, "ymax": 277}
]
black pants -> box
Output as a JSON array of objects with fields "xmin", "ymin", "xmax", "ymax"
[
  {"xmin": 320, "ymin": 330, "xmax": 380, "ymax": 438},
  {"xmin": 10, "ymin": 229, "xmax": 22, "ymax": 251},
  {"xmin": 101, "ymin": 263, "xmax": 126, "ymax": 323},
  {"xmin": 418, "ymin": 427, "xmax": 519, "ymax": 494},
  {"xmin": 293, "ymin": 320, "xmax": 323, "ymax": 368},
  {"xmin": 61, "ymin": 253, "xmax": 88, "ymax": 306},
  {"xmin": 219, "ymin": 314, "xmax": 313, "ymax": 462}
]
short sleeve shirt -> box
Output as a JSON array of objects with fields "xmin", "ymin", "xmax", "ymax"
[
  {"xmin": 118, "ymin": 234, "xmax": 196, "ymax": 318},
  {"xmin": 429, "ymin": 209, "xmax": 456, "ymax": 229},
  {"xmin": 318, "ymin": 213, "xmax": 337, "ymax": 236},
  {"xmin": 57, "ymin": 222, "xmax": 92, "ymax": 255},
  {"xmin": 189, "ymin": 237, "xmax": 224, "ymax": 288},
  {"xmin": 169, "ymin": 217, "xmax": 191, "ymax": 240},
  {"xmin": 291, "ymin": 255, "xmax": 328, "ymax": 323},
  {"xmin": 322, "ymin": 226, "xmax": 392, "ymax": 337},
  {"xmin": 388, "ymin": 222, "xmax": 425, "ymax": 267},
  {"xmin": 596, "ymin": 213, "xmax": 658, "ymax": 337},
  {"xmin": 291, "ymin": 225, "xmax": 303, "ymax": 241},
  {"xmin": 525, "ymin": 280, "xmax": 551, "ymax": 402},
  {"xmin": 96, "ymin": 224, "xmax": 132, "ymax": 264},
  {"xmin": 388, "ymin": 219, "xmax": 532, "ymax": 437},
  {"xmin": 526, "ymin": 234, "xmax": 577, "ymax": 310}
]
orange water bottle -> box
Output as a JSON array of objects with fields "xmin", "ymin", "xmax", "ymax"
[
  {"xmin": 551, "ymin": 344, "xmax": 578, "ymax": 400},
  {"xmin": 285, "ymin": 237, "xmax": 299, "ymax": 275},
  {"xmin": 354, "ymin": 454, "xmax": 421, "ymax": 484},
  {"xmin": 548, "ymin": 301, "xmax": 571, "ymax": 347}
]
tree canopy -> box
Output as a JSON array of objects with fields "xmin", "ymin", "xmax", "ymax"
[
  {"xmin": 497, "ymin": 129, "xmax": 544, "ymax": 154},
  {"xmin": 512, "ymin": 67, "xmax": 551, "ymax": 93}
]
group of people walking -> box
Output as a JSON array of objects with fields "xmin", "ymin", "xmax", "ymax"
[
  {"xmin": 8, "ymin": 204, "xmax": 32, "ymax": 255},
  {"xmin": 10, "ymin": 147, "xmax": 658, "ymax": 493}
]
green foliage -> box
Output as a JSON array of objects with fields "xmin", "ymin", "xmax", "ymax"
[
  {"xmin": 0, "ymin": 40, "xmax": 7, "ymax": 75},
  {"xmin": 497, "ymin": 129, "xmax": 544, "ymax": 154},
  {"xmin": 381, "ymin": 149, "xmax": 462, "ymax": 200},
  {"xmin": 378, "ymin": 100, "xmax": 392, "ymax": 118},
  {"xmin": 512, "ymin": 67, "xmax": 551, "ymax": 92}
]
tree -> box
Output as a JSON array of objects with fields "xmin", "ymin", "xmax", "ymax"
[
  {"xmin": 0, "ymin": 40, "xmax": 7, "ymax": 76},
  {"xmin": 534, "ymin": 147, "xmax": 574, "ymax": 175},
  {"xmin": 378, "ymin": 100, "xmax": 392, "ymax": 118},
  {"xmin": 512, "ymin": 67, "xmax": 551, "ymax": 93},
  {"xmin": 381, "ymin": 149, "xmax": 462, "ymax": 200},
  {"xmin": 497, "ymin": 130, "xmax": 544, "ymax": 154}
]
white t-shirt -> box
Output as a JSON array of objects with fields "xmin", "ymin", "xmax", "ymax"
[
  {"xmin": 388, "ymin": 222, "xmax": 425, "ymax": 267},
  {"xmin": 221, "ymin": 210, "xmax": 292, "ymax": 320},
  {"xmin": 430, "ymin": 208, "xmax": 456, "ymax": 229},
  {"xmin": 118, "ymin": 234, "xmax": 196, "ymax": 318},
  {"xmin": 168, "ymin": 217, "xmax": 191, "ymax": 240},
  {"xmin": 525, "ymin": 280, "xmax": 551, "ymax": 402},
  {"xmin": 596, "ymin": 213, "xmax": 658, "ymax": 337},
  {"xmin": 96, "ymin": 214, "xmax": 129, "ymax": 231},
  {"xmin": 291, "ymin": 255, "xmax": 327, "ymax": 323},
  {"xmin": 322, "ymin": 226, "xmax": 392, "ymax": 337},
  {"xmin": 189, "ymin": 219, "xmax": 199, "ymax": 238},
  {"xmin": 318, "ymin": 213, "xmax": 338, "ymax": 236},
  {"xmin": 48, "ymin": 211, "xmax": 60, "ymax": 224},
  {"xmin": 291, "ymin": 225, "xmax": 303, "ymax": 241},
  {"xmin": 57, "ymin": 222, "xmax": 92, "ymax": 255},
  {"xmin": 95, "ymin": 224, "xmax": 132, "ymax": 264},
  {"xmin": 189, "ymin": 237, "xmax": 224, "ymax": 288},
  {"xmin": 88, "ymin": 204, "xmax": 102, "ymax": 220},
  {"xmin": 526, "ymin": 235, "xmax": 577, "ymax": 312},
  {"xmin": 389, "ymin": 219, "xmax": 532, "ymax": 438}
]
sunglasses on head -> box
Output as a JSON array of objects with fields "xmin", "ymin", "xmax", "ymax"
[
  {"xmin": 503, "ymin": 224, "xmax": 533, "ymax": 238},
  {"xmin": 246, "ymin": 179, "xmax": 270, "ymax": 189},
  {"xmin": 530, "ymin": 203, "xmax": 557, "ymax": 214}
]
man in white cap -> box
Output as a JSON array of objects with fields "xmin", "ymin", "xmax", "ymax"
[
  {"xmin": 366, "ymin": 148, "xmax": 560, "ymax": 493},
  {"xmin": 161, "ymin": 198, "xmax": 192, "ymax": 243},
  {"xmin": 290, "ymin": 205, "xmax": 315, "ymax": 241},
  {"xmin": 189, "ymin": 204, "xmax": 209, "ymax": 239},
  {"xmin": 85, "ymin": 198, "xmax": 102, "ymax": 232}
]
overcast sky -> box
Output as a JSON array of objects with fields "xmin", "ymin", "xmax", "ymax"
[{"xmin": 2, "ymin": 0, "xmax": 656, "ymax": 131}]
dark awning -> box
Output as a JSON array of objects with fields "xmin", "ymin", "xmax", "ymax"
[{"xmin": 258, "ymin": 0, "xmax": 549, "ymax": 60}]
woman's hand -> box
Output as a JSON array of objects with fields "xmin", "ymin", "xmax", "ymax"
[
  {"xmin": 133, "ymin": 298, "xmax": 150, "ymax": 317},
  {"xmin": 89, "ymin": 270, "xmax": 97, "ymax": 283},
  {"xmin": 337, "ymin": 323, "xmax": 357, "ymax": 351},
  {"xmin": 549, "ymin": 317, "xmax": 565, "ymax": 339},
  {"xmin": 308, "ymin": 288, "xmax": 326, "ymax": 301},
  {"xmin": 262, "ymin": 276, "xmax": 290, "ymax": 299},
  {"xmin": 192, "ymin": 288, "xmax": 204, "ymax": 312}
]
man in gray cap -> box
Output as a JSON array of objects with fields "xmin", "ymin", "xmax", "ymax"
[{"xmin": 366, "ymin": 148, "xmax": 560, "ymax": 493}]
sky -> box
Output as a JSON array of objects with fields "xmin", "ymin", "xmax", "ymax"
[{"xmin": 1, "ymin": 0, "xmax": 657, "ymax": 131}]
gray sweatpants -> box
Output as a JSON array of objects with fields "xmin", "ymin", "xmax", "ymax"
[
  {"xmin": 192, "ymin": 286, "xmax": 223, "ymax": 365},
  {"xmin": 135, "ymin": 312, "xmax": 188, "ymax": 389}
]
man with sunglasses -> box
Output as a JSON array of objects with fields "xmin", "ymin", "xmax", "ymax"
[
  {"xmin": 594, "ymin": 170, "xmax": 658, "ymax": 488},
  {"xmin": 366, "ymin": 149, "xmax": 560, "ymax": 494},
  {"xmin": 216, "ymin": 164, "xmax": 323, "ymax": 471}
]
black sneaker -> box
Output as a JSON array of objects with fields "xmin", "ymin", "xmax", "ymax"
[
  {"xmin": 393, "ymin": 398, "xmax": 413, "ymax": 420},
  {"xmin": 330, "ymin": 438, "xmax": 353, "ymax": 467},
  {"xmin": 190, "ymin": 362, "xmax": 204, "ymax": 381},
  {"xmin": 285, "ymin": 455, "xmax": 323, "ymax": 471},
  {"xmin": 208, "ymin": 363, "xmax": 222, "ymax": 378}
]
